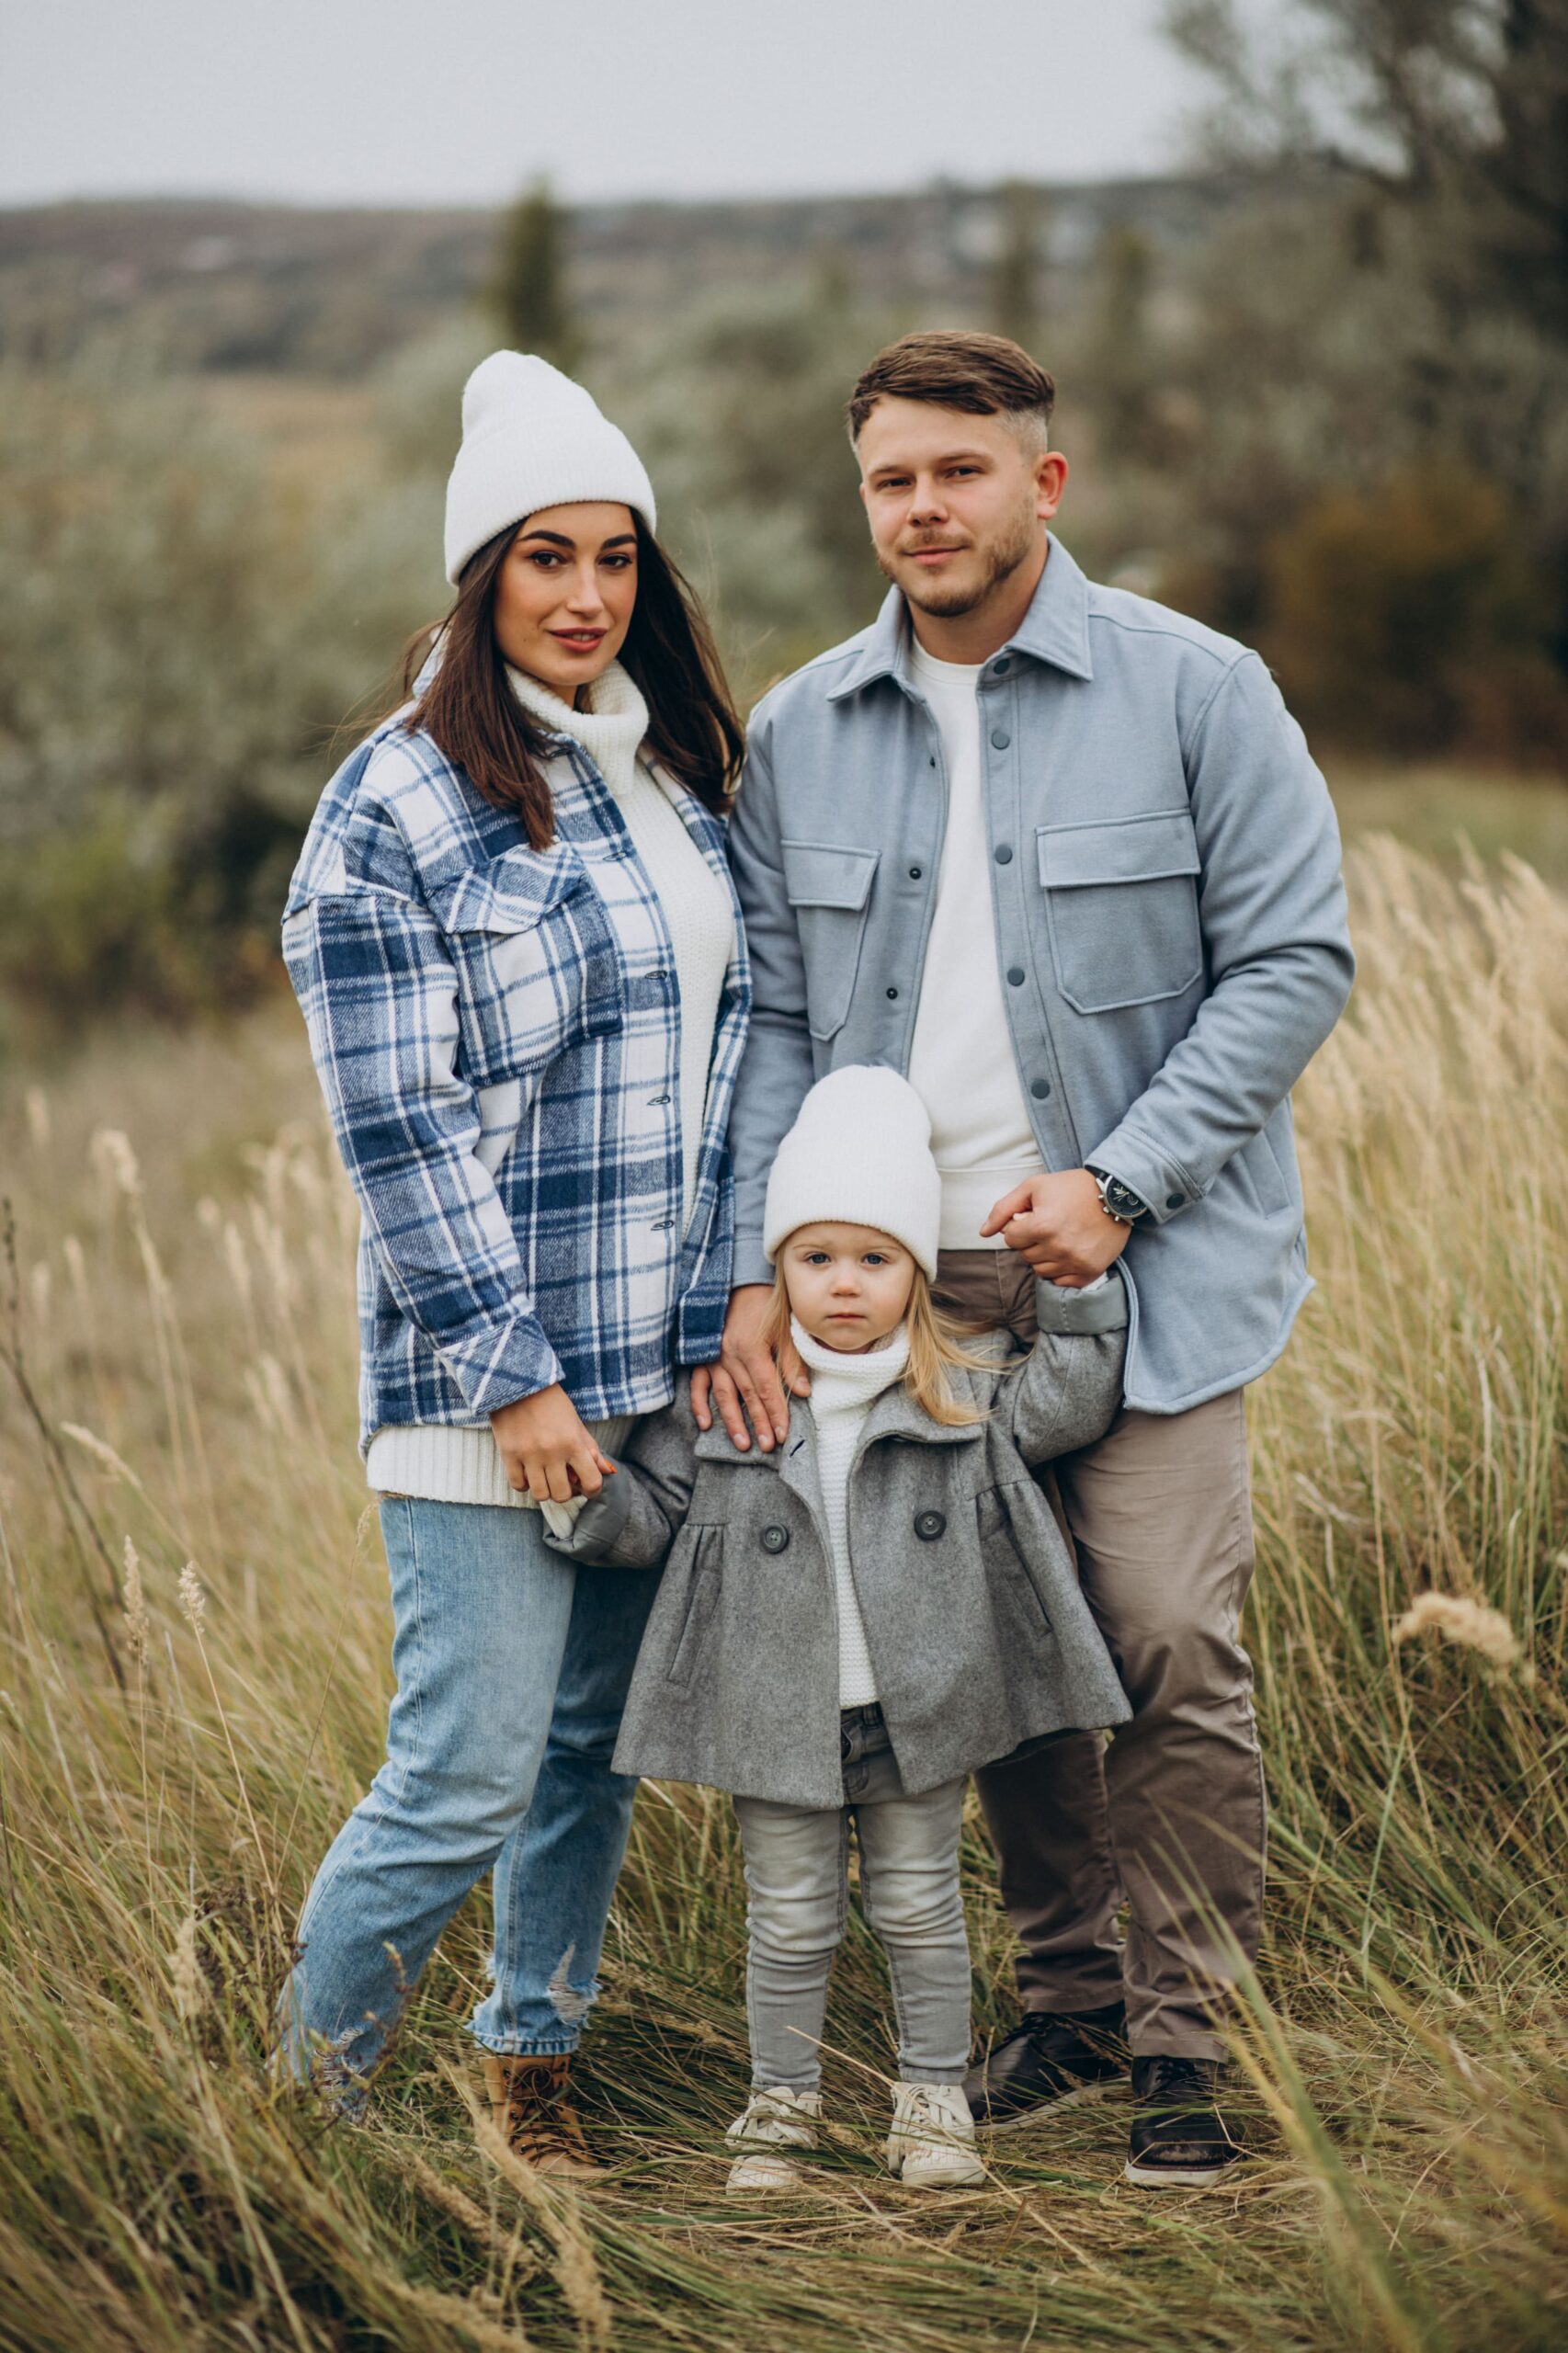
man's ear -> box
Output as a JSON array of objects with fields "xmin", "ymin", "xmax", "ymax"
[{"xmin": 1035, "ymin": 449, "xmax": 1069, "ymax": 524}]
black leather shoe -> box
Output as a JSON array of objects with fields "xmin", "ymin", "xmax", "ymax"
[
  {"xmin": 1124, "ymin": 2055, "xmax": 1245, "ymax": 2188},
  {"xmin": 965, "ymin": 2002, "xmax": 1130, "ymax": 2131}
]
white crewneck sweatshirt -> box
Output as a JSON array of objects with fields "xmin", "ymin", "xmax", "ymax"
[
  {"xmin": 366, "ymin": 660, "xmax": 735, "ymax": 1518},
  {"xmin": 905, "ymin": 637, "xmax": 1046, "ymax": 1252},
  {"xmin": 790, "ymin": 1315, "xmax": 912, "ymax": 1709}
]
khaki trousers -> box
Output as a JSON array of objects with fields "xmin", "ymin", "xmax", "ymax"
[{"xmin": 935, "ymin": 1249, "xmax": 1266, "ymax": 2061}]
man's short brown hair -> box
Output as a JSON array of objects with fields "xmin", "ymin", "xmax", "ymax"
[{"xmin": 846, "ymin": 330, "xmax": 1056, "ymax": 444}]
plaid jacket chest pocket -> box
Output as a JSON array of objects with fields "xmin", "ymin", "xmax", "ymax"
[{"xmin": 428, "ymin": 844, "xmax": 626, "ymax": 1086}]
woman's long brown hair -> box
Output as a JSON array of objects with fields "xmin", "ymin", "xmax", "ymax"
[{"xmin": 392, "ymin": 517, "xmax": 744, "ymax": 849}]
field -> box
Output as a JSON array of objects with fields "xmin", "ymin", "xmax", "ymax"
[{"xmin": 0, "ymin": 830, "xmax": 1565, "ymax": 2351}]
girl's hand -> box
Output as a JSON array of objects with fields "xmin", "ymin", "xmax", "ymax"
[
  {"xmin": 981, "ymin": 1171, "xmax": 1131, "ymax": 1287},
  {"xmin": 491, "ymin": 1385, "xmax": 618, "ymax": 1504}
]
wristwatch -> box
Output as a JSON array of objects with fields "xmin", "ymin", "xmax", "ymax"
[{"xmin": 1085, "ymin": 1165, "xmax": 1150, "ymax": 1225}]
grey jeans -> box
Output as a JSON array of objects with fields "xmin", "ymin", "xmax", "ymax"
[
  {"xmin": 936, "ymin": 1248, "xmax": 1266, "ymax": 2063},
  {"xmin": 732, "ymin": 1705, "xmax": 971, "ymax": 2091}
]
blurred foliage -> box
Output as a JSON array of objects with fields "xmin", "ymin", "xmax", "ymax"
[
  {"xmin": 5, "ymin": 13, "xmax": 1568, "ymax": 1035},
  {"xmin": 0, "ymin": 361, "xmax": 443, "ymax": 1036}
]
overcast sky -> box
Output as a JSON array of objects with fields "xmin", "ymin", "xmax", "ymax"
[{"xmin": 5, "ymin": 0, "xmax": 1218, "ymax": 210}]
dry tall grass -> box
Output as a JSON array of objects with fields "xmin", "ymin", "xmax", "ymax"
[{"xmin": 0, "ymin": 837, "xmax": 1564, "ymax": 2352}]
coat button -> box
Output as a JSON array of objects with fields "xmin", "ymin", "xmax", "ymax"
[
  {"xmin": 991, "ymin": 728, "xmax": 1011, "ymax": 750},
  {"xmin": 1031, "ymin": 1077, "xmax": 1051, "ymax": 1098},
  {"xmin": 914, "ymin": 1510, "xmax": 946, "ymax": 1540},
  {"xmin": 994, "ymin": 843, "xmax": 1014, "ymax": 865},
  {"xmin": 760, "ymin": 1524, "xmax": 790, "ymax": 1553},
  {"xmin": 1166, "ymin": 1192, "xmax": 1185, "ymax": 1210},
  {"xmin": 993, "ymin": 657, "xmax": 1011, "ymax": 675},
  {"xmin": 1007, "ymin": 965, "xmax": 1026, "ymax": 986}
]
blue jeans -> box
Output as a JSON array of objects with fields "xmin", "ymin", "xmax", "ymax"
[{"xmin": 277, "ymin": 1497, "xmax": 657, "ymax": 2090}]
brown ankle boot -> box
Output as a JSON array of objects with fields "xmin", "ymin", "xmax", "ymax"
[{"xmin": 480, "ymin": 2052, "xmax": 602, "ymax": 2179}]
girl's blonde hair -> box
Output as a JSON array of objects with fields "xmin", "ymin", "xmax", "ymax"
[{"xmin": 764, "ymin": 1253, "xmax": 997, "ymax": 1428}]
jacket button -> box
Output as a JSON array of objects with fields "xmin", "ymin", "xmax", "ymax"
[
  {"xmin": 886, "ymin": 985, "xmax": 899, "ymax": 999},
  {"xmin": 993, "ymin": 657, "xmax": 1011, "ymax": 675},
  {"xmin": 909, "ymin": 865, "xmax": 922, "ymax": 880},
  {"xmin": 994, "ymin": 843, "xmax": 1014, "ymax": 865},
  {"xmin": 760, "ymin": 1524, "xmax": 790, "ymax": 1553},
  {"xmin": 914, "ymin": 1510, "xmax": 946, "ymax": 1540},
  {"xmin": 1007, "ymin": 965, "xmax": 1026, "ymax": 986},
  {"xmin": 1166, "ymin": 1192, "xmax": 1185, "ymax": 1210},
  {"xmin": 1031, "ymin": 1078, "xmax": 1051, "ymax": 1098},
  {"xmin": 991, "ymin": 728, "xmax": 1011, "ymax": 750}
]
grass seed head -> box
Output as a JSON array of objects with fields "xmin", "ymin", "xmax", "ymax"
[
  {"xmin": 176, "ymin": 1562, "xmax": 207, "ymax": 1631},
  {"xmin": 1392, "ymin": 1591, "xmax": 1521, "ymax": 1668}
]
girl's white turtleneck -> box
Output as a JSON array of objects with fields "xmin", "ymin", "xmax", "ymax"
[
  {"xmin": 365, "ymin": 658, "xmax": 734, "ymax": 1521},
  {"xmin": 790, "ymin": 1315, "xmax": 912, "ymax": 1709}
]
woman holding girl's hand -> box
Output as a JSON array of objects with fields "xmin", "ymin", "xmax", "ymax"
[{"xmin": 275, "ymin": 353, "xmax": 748, "ymax": 2174}]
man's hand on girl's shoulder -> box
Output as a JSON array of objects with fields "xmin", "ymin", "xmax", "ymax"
[{"xmin": 690, "ymin": 1284, "xmax": 809, "ymax": 1452}]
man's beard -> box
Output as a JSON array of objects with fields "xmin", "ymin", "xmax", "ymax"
[{"xmin": 879, "ymin": 504, "xmax": 1040, "ymax": 617}]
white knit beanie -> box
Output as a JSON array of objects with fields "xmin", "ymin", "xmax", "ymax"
[
  {"xmin": 763, "ymin": 1066, "xmax": 943, "ymax": 1279},
  {"xmin": 443, "ymin": 352, "xmax": 657, "ymax": 584}
]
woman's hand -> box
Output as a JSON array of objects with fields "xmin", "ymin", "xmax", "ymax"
[{"xmin": 491, "ymin": 1385, "xmax": 617, "ymax": 1504}]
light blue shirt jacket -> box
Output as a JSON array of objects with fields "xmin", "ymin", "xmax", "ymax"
[{"xmin": 726, "ymin": 538, "xmax": 1355, "ymax": 1414}]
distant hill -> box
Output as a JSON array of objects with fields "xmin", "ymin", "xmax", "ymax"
[{"xmin": 0, "ymin": 179, "xmax": 1232, "ymax": 376}]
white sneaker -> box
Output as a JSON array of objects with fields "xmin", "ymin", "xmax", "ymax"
[
  {"xmin": 724, "ymin": 2085, "xmax": 823, "ymax": 2193},
  {"xmin": 884, "ymin": 2081, "xmax": 986, "ymax": 2189}
]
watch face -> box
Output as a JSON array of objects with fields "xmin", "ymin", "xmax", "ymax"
[{"xmin": 1099, "ymin": 1175, "xmax": 1146, "ymax": 1219}]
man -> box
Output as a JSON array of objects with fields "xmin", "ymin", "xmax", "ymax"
[{"xmin": 692, "ymin": 330, "xmax": 1354, "ymax": 2188}]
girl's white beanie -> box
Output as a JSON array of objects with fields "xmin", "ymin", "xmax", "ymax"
[
  {"xmin": 763, "ymin": 1066, "xmax": 943, "ymax": 1279},
  {"xmin": 443, "ymin": 351, "xmax": 657, "ymax": 584}
]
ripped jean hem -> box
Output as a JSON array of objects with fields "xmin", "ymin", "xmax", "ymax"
[{"xmin": 469, "ymin": 2027, "xmax": 583, "ymax": 2057}]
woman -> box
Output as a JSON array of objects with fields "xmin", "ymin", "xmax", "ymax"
[{"xmin": 277, "ymin": 353, "xmax": 749, "ymax": 2176}]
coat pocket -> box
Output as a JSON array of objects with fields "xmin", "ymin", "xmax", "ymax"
[
  {"xmin": 975, "ymin": 1483, "xmax": 1053, "ymax": 1636},
  {"xmin": 664, "ymin": 1527, "xmax": 723, "ymax": 1689},
  {"xmin": 780, "ymin": 838, "xmax": 880, "ymax": 1042},
  {"xmin": 428, "ymin": 843, "xmax": 626, "ymax": 1086},
  {"xmin": 1035, "ymin": 810, "xmax": 1204, "ymax": 1014}
]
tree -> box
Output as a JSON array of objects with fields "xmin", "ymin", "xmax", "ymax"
[
  {"xmin": 488, "ymin": 178, "xmax": 584, "ymax": 370},
  {"xmin": 1086, "ymin": 223, "xmax": 1157, "ymax": 463},
  {"xmin": 1164, "ymin": 0, "xmax": 1568, "ymax": 342},
  {"xmin": 990, "ymin": 181, "xmax": 1047, "ymax": 352}
]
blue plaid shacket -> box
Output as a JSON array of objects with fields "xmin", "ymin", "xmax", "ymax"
[{"xmin": 282, "ymin": 713, "xmax": 750, "ymax": 1452}]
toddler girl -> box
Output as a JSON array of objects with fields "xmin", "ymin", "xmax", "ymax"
[{"xmin": 550, "ymin": 1067, "xmax": 1130, "ymax": 2191}]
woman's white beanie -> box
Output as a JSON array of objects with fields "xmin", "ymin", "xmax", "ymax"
[
  {"xmin": 764, "ymin": 1066, "xmax": 943, "ymax": 1279},
  {"xmin": 443, "ymin": 351, "xmax": 657, "ymax": 584}
]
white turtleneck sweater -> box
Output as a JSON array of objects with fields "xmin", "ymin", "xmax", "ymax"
[
  {"xmin": 790, "ymin": 1315, "xmax": 912, "ymax": 1709},
  {"xmin": 367, "ymin": 660, "xmax": 735, "ymax": 1518}
]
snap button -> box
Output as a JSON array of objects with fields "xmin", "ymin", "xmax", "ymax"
[
  {"xmin": 886, "ymin": 985, "xmax": 899, "ymax": 999},
  {"xmin": 993, "ymin": 657, "xmax": 1011, "ymax": 675},
  {"xmin": 994, "ymin": 843, "xmax": 1014, "ymax": 865},
  {"xmin": 760, "ymin": 1524, "xmax": 790, "ymax": 1554},
  {"xmin": 1007, "ymin": 965, "xmax": 1026, "ymax": 986},
  {"xmin": 909, "ymin": 865, "xmax": 922, "ymax": 880},
  {"xmin": 1031, "ymin": 1078, "xmax": 1051, "ymax": 1099},
  {"xmin": 1166, "ymin": 1192, "xmax": 1185, "ymax": 1210},
  {"xmin": 915, "ymin": 1510, "xmax": 947, "ymax": 1540},
  {"xmin": 990, "ymin": 728, "xmax": 1011, "ymax": 749}
]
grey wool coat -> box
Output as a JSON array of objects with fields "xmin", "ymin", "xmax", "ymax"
[{"xmin": 543, "ymin": 1277, "xmax": 1133, "ymax": 1810}]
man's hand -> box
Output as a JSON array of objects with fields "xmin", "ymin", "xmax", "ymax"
[
  {"xmin": 491, "ymin": 1384, "xmax": 618, "ymax": 1504},
  {"xmin": 981, "ymin": 1170, "xmax": 1132, "ymax": 1286},
  {"xmin": 690, "ymin": 1283, "xmax": 809, "ymax": 1452}
]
